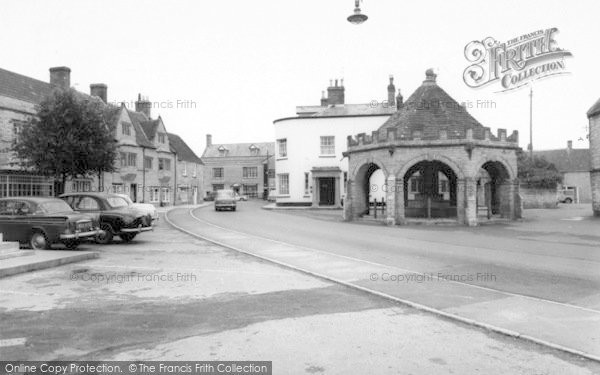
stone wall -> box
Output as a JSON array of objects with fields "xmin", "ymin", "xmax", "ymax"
[
  {"xmin": 520, "ymin": 188, "xmax": 558, "ymax": 209},
  {"xmin": 590, "ymin": 114, "xmax": 600, "ymax": 216}
]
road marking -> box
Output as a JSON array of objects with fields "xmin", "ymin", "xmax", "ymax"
[
  {"xmin": 0, "ymin": 337, "xmax": 26, "ymax": 347},
  {"xmin": 165, "ymin": 207, "xmax": 600, "ymax": 363},
  {"xmin": 185, "ymin": 207, "xmax": 600, "ymax": 316},
  {"xmin": 561, "ymin": 217, "xmax": 585, "ymax": 221}
]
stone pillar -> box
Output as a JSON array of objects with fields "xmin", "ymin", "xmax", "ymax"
[
  {"xmin": 395, "ymin": 179, "xmax": 406, "ymax": 224},
  {"xmin": 465, "ymin": 178, "xmax": 478, "ymax": 226},
  {"xmin": 343, "ymin": 180, "xmax": 354, "ymax": 221},
  {"xmin": 457, "ymin": 178, "xmax": 465, "ymax": 224},
  {"xmin": 592, "ymin": 171, "xmax": 600, "ymax": 217},
  {"xmin": 385, "ymin": 175, "xmax": 396, "ymax": 226},
  {"xmin": 312, "ymin": 176, "xmax": 319, "ymax": 208},
  {"xmin": 334, "ymin": 176, "xmax": 342, "ymax": 208},
  {"xmin": 514, "ymin": 181, "xmax": 522, "ymax": 219}
]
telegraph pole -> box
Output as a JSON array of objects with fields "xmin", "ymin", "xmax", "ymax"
[{"xmin": 529, "ymin": 86, "xmax": 533, "ymax": 159}]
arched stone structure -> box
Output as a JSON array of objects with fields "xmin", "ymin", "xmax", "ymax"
[{"xmin": 344, "ymin": 69, "xmax": 521, "ymax": 226}]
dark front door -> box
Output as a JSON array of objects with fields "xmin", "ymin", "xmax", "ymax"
[
  {"xmin": 130, "ymin": 184, "xmax": 137, "ymax": 202},
  {"xmin": 319, "ymin": 177, "xmax": 335, "ymax": 206}
]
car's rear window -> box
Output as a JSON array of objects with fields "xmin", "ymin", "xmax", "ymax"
[
  {"xmin": 107, "ymin": 196, "xmax": 130, "ymax": 208},
  {"xmin": 216, "ymin": 190, "xmax": 234, "ymax": 198},
  {"xmin": 39, "ymin": 201, "xmax": 74, "ymax": 214}
]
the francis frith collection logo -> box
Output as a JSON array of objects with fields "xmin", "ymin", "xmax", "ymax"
[{"xmin": 463, "ymin": 27, "xmax": 572, "ymax": 92}]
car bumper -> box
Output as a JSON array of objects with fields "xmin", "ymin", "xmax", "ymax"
[
  {"xmin": 120, "ymin": 225, "xmax": 153, "ymax": 233},
  {"xmin": 60, "ymin": 229, "xmax": 100, "ymax": 240},
  {"xmin": 215, "ymin": 204, "xmax": 236, "ymax": 208}
]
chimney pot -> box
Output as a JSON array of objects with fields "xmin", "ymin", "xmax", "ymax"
[
  {"xmin": 90, "ymin": 83, "xmax": 108, "ymax": 103},
  {"xmin": 135, "ymin": 94, "xmax": 152, "ymax": 119},
  {"xmin": 567, "ymin": 140, "xmax": 573, "ymax": 150},
  {"xmin": 49, "ymin": 66, "xmax": 71, "ymax": 90}
]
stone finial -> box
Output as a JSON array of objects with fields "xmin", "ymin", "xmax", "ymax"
[{"xmin": 425, "ymin": 68, "xmax": 437, "ymax": 83}]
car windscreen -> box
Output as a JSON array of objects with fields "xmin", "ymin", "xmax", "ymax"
[
  {"xmin": 39, "ymin": 200, "xmax": 74, "ymax": 214},
  {"xmin": 107, "ymin": 196, "xmax": 130, "ymax": 208},
  {"xmin": 216, "ymin": 190, "xmax": 234, "ymax": 199}
]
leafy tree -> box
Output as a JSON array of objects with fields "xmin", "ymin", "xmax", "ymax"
[
  {"xmin": 13, "ymin": 89, "xmax": 119, "ymax": 194},
  {"xmin": 517, "ymin": 150, "xmax": 562, "ymax": 189}
]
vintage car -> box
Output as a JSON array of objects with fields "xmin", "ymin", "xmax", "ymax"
[
  {"xmin": 60, "ymin": 192, "xmax": 153, "ymax": 244},
  {"xmin": 0, "ymin": 197, "xmax": 99, "ymax": 250},
  {"xmin": 214, "ymin": 189, "xmax": 237, "ymax": 211},
  {"xmin": 115, "ymin": 194, "xmax": 159, "ymax": 223}
]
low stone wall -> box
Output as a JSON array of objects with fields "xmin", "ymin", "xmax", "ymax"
[{"xmin": 520, "ymin": 188, "xmax": 558, "ymax": 209}]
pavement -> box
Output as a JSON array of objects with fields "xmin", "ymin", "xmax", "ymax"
[{"xmin": 167, "ymin": 201, "xmax": 600, "ymax": 362}]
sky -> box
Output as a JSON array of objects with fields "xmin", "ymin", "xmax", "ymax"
[{"xmin": 1, "ymin": 0, "xmax": 599, "ymax": 156}]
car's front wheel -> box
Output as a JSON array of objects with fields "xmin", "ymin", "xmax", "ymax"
[
  {"xmin": 119, "ymin": 233, "xmax": 137, "ymax": 243},
  {"xmin": 96, "ymin": 223, "xmax": 114, "ymax": 244},
  {"xmin": 30, "ymin": 230, "xmax": 50, "ymax": 250},
  {"xmin": 564, "ymin": 198, "xmax": 573, "ymax": 204}
]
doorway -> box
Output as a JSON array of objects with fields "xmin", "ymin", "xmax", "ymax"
[
  {"xmin": 319, "ymin": 177, "xmax": 335, "ymax": 206},
  {"xmin": 130, "ymin": 183, "xmax": 137, "ymax": 202}
]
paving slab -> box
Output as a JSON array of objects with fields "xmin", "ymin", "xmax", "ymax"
[{"xmin": 0, "ymin": 249, "xmax": 99, "ymax": 278}]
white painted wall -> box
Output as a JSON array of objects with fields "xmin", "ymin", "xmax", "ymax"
[{"xmin": 273, "ymin": 115, "xmax": 390, "ymax": 204}]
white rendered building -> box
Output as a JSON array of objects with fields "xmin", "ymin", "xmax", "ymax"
[{"xmin": 273, "ymin": 78, "xmax": 400, "ymax": 207}]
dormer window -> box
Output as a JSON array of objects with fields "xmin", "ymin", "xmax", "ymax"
[
  {"xmin": 158, "ymin": 133, "xmax": 166, "ymax": 144},
  {"xmin": 249, "ymin": 144, "xmax": 259, "ymax": 156},
  {"xmin": 122, "ymin": 122, "xmax": 132, "ymax": 136},
  {"xmin": 218, "ymin": 145, "xmax": 228, "ymax": 156}
]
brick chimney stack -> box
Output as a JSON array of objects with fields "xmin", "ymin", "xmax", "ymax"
[
  {"xmin": 567, "ymin": 140, "xmax": 573, "ymax": 150},
  {"xmin": 90, "ymin": 83, "xmax": 108, "ymax": 103},
  {"xmin": 396, "ymin": 89, "xmax": 404, "ymax": 110},
  {"xmin": 135, "ymin": 93, "xmax": 152, "ymax": 119},
  {"xmin": 326, "ymin": 78, "xmax": 345, "ymax": 105},
  {"xmin": 320, "ymin": 91, "xmax": 327, "ymax": 107},
  {"xmin": 49, "ymin": 67, "xmax": 71, "ymax": 90},
  {"xmin": 387, "ymin": 75, "xmax": 396, "ymax": 108},
  {"xmin": 206, "ymin": 134, "xmax": 212, "ymax": 147}
]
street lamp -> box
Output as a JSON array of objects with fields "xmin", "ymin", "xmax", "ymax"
[{"xmin": 347, "ymin": 0, "xmax": 368, "ymax": 25}]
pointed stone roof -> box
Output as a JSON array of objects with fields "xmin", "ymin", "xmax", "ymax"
[
  {"xmin": 587, "ymin": 97, "xmax": 600, "ymax": 118},
  {"xmin": 378, "ymin": 69, "xmax": 486, "ymax": 140}
]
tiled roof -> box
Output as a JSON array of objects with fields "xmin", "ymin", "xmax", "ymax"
[
  {"xmin": 587, "ymin": 98, "xmax": 600, "ymax": 118},
  {"xmin": 0, "ymin": 67, "xmax": 55, "ymax": 104},
  {"xmin": 296, "ymin": 103, "xmax": 395, "ymax": 117},
  {"xmin": 126, "ymin": 109, "xmax": 155, "ymax": 148},
  {"xmin": 378, "ymin": 71, "xmax": 485, "ymax": 139},
  {"xmin": 168, "ymin": 133, "xmax": 202, "ymax": 164},
  {"xmin": 140, "ymin": 119, "xmax": 159, "ymax": 140},
  {"xmin": 202, "ymin": 142, "xmax": 275, "ymax": 158},
  {"xmin": 534, "ymin": 148, "xmax": 591, "ymax": 172}
]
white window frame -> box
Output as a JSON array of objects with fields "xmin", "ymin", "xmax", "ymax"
[
  {"xmin": 277, "ymin": 139, "xmax": 287, "ymax": 158},
  {"xmin": 243, "ymin": 166, "xmax": 258, "ymax": 179},
  {"xmin": 320, "ymin": 136, "xmax": 335, "ymax": 155},
  {"xmin": 278, "ymin": 173, "xmax": 289, "ymax": 195},
  {"xmin": 150, "ymin": 187, "xmax": 160, "ymax": 203}
]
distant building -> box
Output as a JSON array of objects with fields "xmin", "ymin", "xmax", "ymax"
[
  {"xmin": 201, "ymin": 134, "xmax": 274, "ymax": 199},
  {"xmin": 168, "ymin": 132, "xmax": 203, "ymax": 205},
  {"xmin": 588, "ymin": 98, "xmax": 600, "ymax": 216},
  {"xmin": 534, "ymin": 141, "xmax": 591, "ymax": 203},
  {"xmin": 273, "ymin": 78, "xmax": 396, "ymax": 207},
  {"xmin": 0, "ymin": 66, "xmax": 199, "ymax": 206}
]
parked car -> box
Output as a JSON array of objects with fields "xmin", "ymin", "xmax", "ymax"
[
  {"xmin": 115, "ymin": 194, "xmax": 159, "ymax": 223},
  {"xmin": 0, "ymin": 197, "xmax": 99, "ymax": 250},
  {"xmin": 234, "ymin": 193, "xmax": 248, "ymax": 201},
  {"xmin": 204, "ymin": 191, "xmax": 217, "ymax": 201},
  {"xmin": 60, "ymin": 193, "xmax": 153, "ymax": 244},
  {"xmin": 557, "ymin": 189, "xmax": 575, "ymax": 204},
  {"xmin": 214, "ymin": 189, "xmax": 237, "ymax": 211}
]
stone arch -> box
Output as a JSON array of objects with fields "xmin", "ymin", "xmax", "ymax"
[
  {"xmin": 472, "ymin": 155, "xmax": 516, "ymax": 181},
  {"xmin": 349, "ymin": 156, "xmax": 389, "ymax": 180},
  {"xmin": 395, "ymin": 153, "xmax": 466, "ymax": 181},
  {"xmin": 350, "ymin": 160, "xmax": 387, "ymax": 217},
  {"xmin": 476, "ymin": 159, "xmax": 514, "ymax": 218},
  {"xmin": 401, "ymin": 159, "xmax": 459, "ymax": 219}
]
